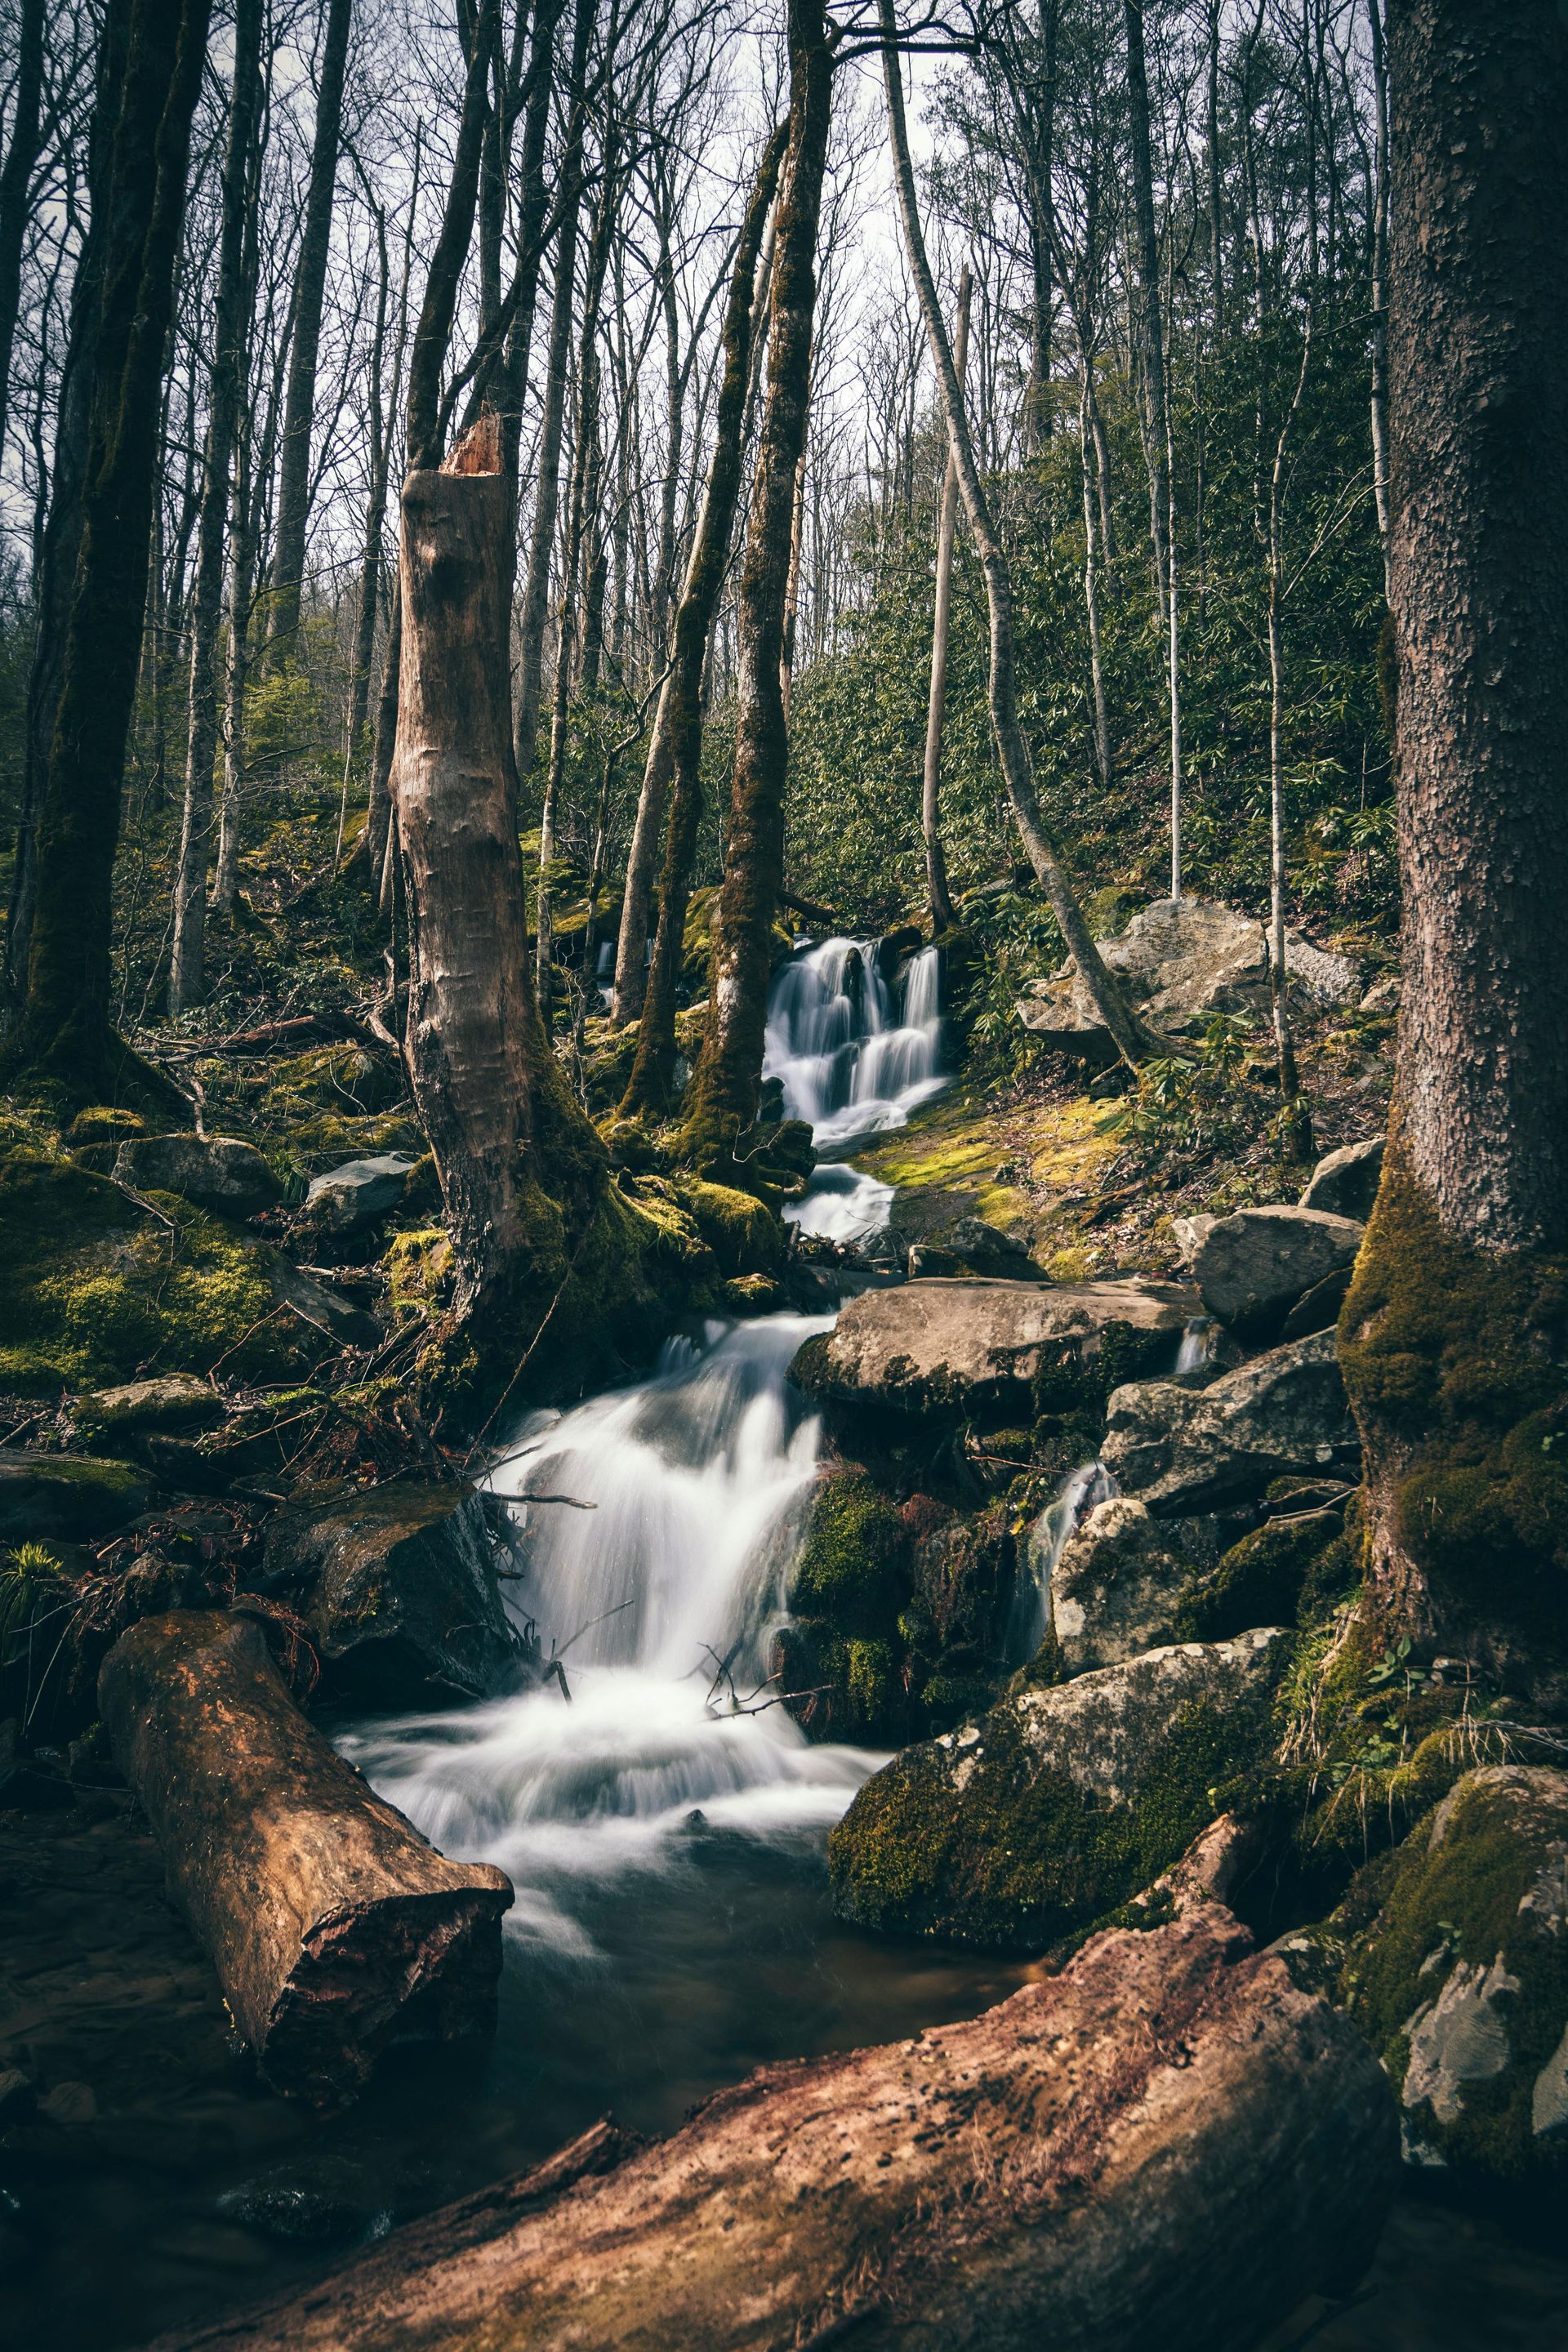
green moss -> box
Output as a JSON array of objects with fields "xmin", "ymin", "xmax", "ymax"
[
  {"xmin": 1175, "ymin": 1509, "xmax": 1343, "ymax": 1644},
  {"xmin": 66, "ymin": 1107, "xmax": 148, "ymax": 1147},
  {"xmin": 670, "ymin": 1175, "xmax": 784, "ymax": 1277},
  {"xmin": 384, "ymin": 1227, "xmax": 454, "ymax": 1324},
  {"xmin": 791, "ymin": 1472, "xmax": 909, "ymax": 1635}
]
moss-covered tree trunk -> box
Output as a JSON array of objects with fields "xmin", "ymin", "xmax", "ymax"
[
  {"xmin": 679, "ymin": 0, "xmax": 831, "ymax": 1160},
  {"xmin": 16, "ymin": 0, "xmax": 214, "ymax": 1095},
  {"xmin": 617, "ymin": 122, "xmax": 786, "ymax": 1119},
  {"xmin": 1341, "ymin": 0, "xmax": 1568, "ymax": 1701}
]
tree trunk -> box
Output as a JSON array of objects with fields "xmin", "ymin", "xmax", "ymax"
[
  {"xmin": 1365, "ymin": 0, "xmax": 1392, "ymax": 598},
  {"xmin": 679, "ymin": 0, "xmax": 833, "ymax": 1159},
  {"xmin": 150, "ymin": 1906, "xmax": 1396, "ymax": 2352},
  {"xmin": 920, "ymin": 264, "xmax": 969, "ymax": 935},
  {"xmin": 879, "ymin": 0, "xmax": 1161, "ymax": 1067},
  {"xmin": 336, "ymin": 204, "xmax": 392, "ymax": 867},
  {"xmin": 99, "ymin": 1610, "xmax": 512, "ymax": 2109},
  {"xmin": 1079, "ymin": 363, "xmax": 1113, "ymax": 798},
  {"xmin": 617, "ymin": 123, "xmax": 786, "ymax": 1116},
  {"xmin": 16, "ymin": 0, "xmax": 214, "ymax": 1094},
  {"xmin": 263, "ymin": 0, "xmax": 352, "ymax": 664},
  {"xmin": 0, "ymin": 0, "xmax": 46, "ymax": 460},
  {"xmin": 360, "ymin": 139, "xmax": 422, "ymax": 885},
  {"xmin": 1341, "ymin": 0, "xmax": 1568, "ymax": 1704},
  {"xmin": 1123, "ymin": 0, "xmax": 1171, "ymax": 627},
  {"xmin": 169, "ymin": 0, "xmax": 262, "ymax": 1013}
]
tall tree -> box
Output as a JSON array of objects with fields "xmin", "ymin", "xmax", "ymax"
[
  {"xmin": 263, "ymin": 0, "xmax": 352, "ymax": 663},
  {"xmin": 920, "ymin": 261, "xmax": 969, "ymax": 934},
  {"xmin": 15, "ymin": 0, "xmax": 215, "ymax": 1090},
  {"xmin": 0, "ymin": 0, "xmax": 46, "ymax": 460},
  {"xmin": 1342, "ymin": 0, "xmax": 1568, "ymax": 1701}
]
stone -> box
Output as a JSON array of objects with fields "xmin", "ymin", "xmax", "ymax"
[
  {"xmin": 113, "ymin": 1134, "xmax": 281, "ymax": 1218},
  {"xmin": 260, "ymin": 1479, "xmax": 526, "ymax": 1705},
  {"xmin": 1047, "ymin": 1496, "xmax": 1190, "ymax": 1673},
  {"xmin": 0, "ymin": 2065, "xmax": 33, "ymax": 2117},
  {"xmin": 1018, "ymin": 897, "xmax": 1364, "ymax": 1048},
  {"xmin": 74, "ymin": 1374, "xmax": 224, "ymax": 1446},
  {"xmin": 1192, "ymin": 1204, "xmax": 1365, "ymax": 1341},
  {"xmin": 0, "ymin": 1449, "xmax": 151, "ymax": 1539},
  {"xmin": 1170, "ymin": 1212, "xmax": 1217, "ymax": 1264},
  {"xmin": 304, "ymin": 1153, "xmax": 418, "ymax": 1233},
  {"xmin": 906, "ymin": 1216, "xmax": 1044, "ymax": 1281},
  {"xmin": 1299, "ymin": 1135, "xmax": 1385, "ymax": 1221},
  {"xmin": 1279, "ymin": 1263, "xmax": 1355, "ymax": 1340},
  {"xmin": 266, "ymin": 1252, "xmax": 381, "ymax": 1348},
  {"xmin": 1335, "ymin": 1766, "xmax": 1568, "ymax": 2183},
  {"xmin": 792, "ymin": 1276, "xmax": 1197, "ymax": 1426},
  {"xmin": 1359, "ymin": 973, "xmax": 1401, "ymax": 1013},
  {"xmin": 38, "ymin": 2078, "xmax": 97, "ymax": 2125},
  {"xmin": 1100, "ymin": 1330, "xmax": 1361, "ymax": 1516},
  {"xmin": 829, "ymin": 1626, "xmax": 1288, "ymax": 1948}
]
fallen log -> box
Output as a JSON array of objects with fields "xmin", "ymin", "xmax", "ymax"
[
  {"xmin": 98, "ymin": 1610, "xmax": 512, "ymax": 2108},
  {"xmin": 154, "ymin": 1904, "xmax": 1396, "ymax": 2352}
]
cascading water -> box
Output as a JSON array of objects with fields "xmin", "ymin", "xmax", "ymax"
[
  {"xmin": 1006, "ymin": 1460, "xmax": 1120, "ymax": 1663},
  {"xmin": 765, "ymin": 936, "xmax": 947, "ymax": 1241}
]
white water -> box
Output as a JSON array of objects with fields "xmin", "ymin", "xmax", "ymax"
[
  {"xmin": 1174, "ymin": 1315, "xmax": 1216, "ymax": 1375},
  {"xmin": 340, "ymin": 1316, "xmax": 878, "ymax": 1956},
  {"xmin": 1007, "ymin": 1460, "xmax": 1120, "ymax": 1663},
  {"xmin": 767, "ymin": 937, "xmax": 946, "ymax": 1241}
]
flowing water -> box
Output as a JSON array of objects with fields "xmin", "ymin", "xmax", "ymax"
[{"xmin": 1008, "ymin": 1460, "xmax": 1120, "ymax": 1662}]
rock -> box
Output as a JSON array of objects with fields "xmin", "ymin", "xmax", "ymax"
[
  {"xmin": 906, "ymin": 1215, "xmax": 1043, "ymax": 1281},
  {"xmin": 1046, "ymin": 1497, "xmax": 1190, "ymax": 1673},
  {"xmin": 160, "ymin": 1909, "xmax": 1398, "ymax": 2352},
  {"xmin": 0, "ymin": 2065, "xmax": 33, "ymax": 2117},
  {"xmin": 1299, "ymin": 1134, "xmax": 1385, "ymax": 1220},
  {"xmin": 1336, "ymin": 1766, "xmax": 1568, "ymax": 2183},
  {"xmin": 1019, "ymin": 897, "xmax": 1363, "ymax": 1049},
  {"xmin": 74, "ymin": 1374, "xmax": 224, "ymax": 1448},
  {"xmin": 67, "ymin": 1106, "xmax": 147, "ymax": 1147},
  {"xmin": 266, "ymin": 1252, "xmax": 381, "ymax": 1348},
  {"xmin": 1100, "ymin": 1330, "xmax": 1361, "ymax": 1516},
  {"xmin": 38, "ymin": 2078, "xmax": 97, "ymax": 2126},
  {"xmin": 304, "ymin": 1154, "xmax": 418, "ymax": 1233},
  {"xmin": 1170, "ymin": 1211, "xmax": 1217, "ymax": 1264},
  {"xmin": 113, "ymin": 1134, "xmax": 281, "ymax": 1218},
  {"xmin": 1360, "ymin": 972, "xmax": 1401, "ymax": 1013},
  {"xmin": 1279, "ymin": 1263, "xmax": 1355, "ymax": 1340},
  {"xmin": 830, "ymin": 1626, "xmax": 1288, "ymax": 1948},
  {"xmin": 1174, "ymin": 1504, "xmax": 1348, "ymax": 1643},
  {"xmin": 792, "ymin": 1276, "xmax": 1197, "ymax": 1428},
  {"xmin": 0, "ymin": 1449, "xmax": 151, "ymax": 1540},
  {"xmin": 261, "ymin": 1480, "xmax": 525, "ymax": 1705},
  {"xmin": 220, "ymin": 2158, "xmax": 391, "ymax": 2246},
  {"xmin": 1192, "ymin": 1204, "xmax": 1365, "ymax": 1341}
]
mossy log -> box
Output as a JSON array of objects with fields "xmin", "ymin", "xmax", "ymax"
[
  {"xmin": 156, "ymin": 1907, "xmax": 1395, "ymax": 2352},
  {"xmin": 98, "ymin": 1610, "xmax": 512, "ymax": 2107}
]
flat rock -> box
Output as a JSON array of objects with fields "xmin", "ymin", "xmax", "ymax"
[
  {"xmin": 830, "ymin": 1626, "xmax": 1288, "ymax": 1949},
  {"xmin": 75, "ymin": 1374, "xmax": 223, "ymax": 1445},
  {"xmin": 906, "ymin": 1215, "xmax": 1043, "ymax": 1281},
  {"xmin": 0, "ymin": 1449, "xmax": 151, "ymax": 1540},
  {"xmin": 1299, "ymin": 1135, "xmax": 1384, "ymax": 1220},
  {"xmin": 304, "ymin": 1155, "xmax": 418, "ymax": 1233},
  {"xmin": 1192, "ymin": 1204, "xmax": 1365, "ymax": 1341},
  {"xmin": 1048, "ymin": 1495, "xmax": 1190, "ymax": 1673},
  {"xmin": 1101, "ymin": 1330, "xmax": 1361, "ymax": 1514},
  {"xmin": 113, "ymin": 1134, "xmax": 281, "ymax": 1219}
]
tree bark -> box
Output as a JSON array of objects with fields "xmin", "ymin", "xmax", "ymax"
[
  {"xmin": 1124, "ymin": 0, "xmax": 1171, "ymax": 625},
  {"xmin": 920, "ymin": 264, "xmax": 968, "ymax": 934},
  {"xmin": 879, "ymin": 0, "xmax": 1161, "ymax": 1067},
  {"xmin": 679, "ymin": 0, "xmax": 833, "ymax": 1157},
  {"xmin": 99, "ymin": 1610, "xmax": 512, "ymax": 2109},
  {"xmin": 0, "ymin": 0, "xmax": 46, "ymax": 460},
  {"xmin": 169, "ymin": 0, "xmax": 263, "ymax": 1012},
  {"xmin": 16, "ymin": 0, "xmax": 214, "ymax": 1093},
  {"xmin": 1365, "ymin": 0, "xmax": 1392, "ymax": 598},
  {"xmin": 263, "ymin": 0, "xmax": 352, "ymax": 663},
  {"xmin": 617, "ymin": 123, "xmax": 786, "ymax": 1116},
  {"xmin": 150, "ymin": 1906, "xmax": 1396, "ymax": 2352},
  {"xmin": 1341, "ymin": 0, "xmax": 1568, "ymax": 1702}
]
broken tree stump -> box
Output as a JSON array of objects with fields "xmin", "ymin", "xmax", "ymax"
[
  {"xmin": 153, "ymin": 1904, "xmax": 1396, "ymax": 2352},
  {"xmin": 98, "ymin": 1609, "xmax": 512, "ymax": 2106}
]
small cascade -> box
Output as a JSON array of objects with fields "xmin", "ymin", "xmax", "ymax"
[
  {"xmin": 1174, "ymin": 1315, "xmax": 1217, "ymax": 1376},
  {"xmin": 1007, "ymin": 1460, "xmax": 1120, "ymax": 1663}
]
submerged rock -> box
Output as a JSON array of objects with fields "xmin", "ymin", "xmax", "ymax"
[
  {"xmin": 829, "ymin": 1626, "xmax": 1288, "ymax": 1949},
  {"xmin": 1045, "ymin": 1495, "xmax": 1190, "ymax": 1673},
  {"xmin": 1300, "ymin": 1134, "xmax": 1385, "ymax": 1221},
  {"xmin": 1101, "ymin": 1330, "xmax": 1360, "ymax": 1515},
  {"xmin": 1192, "ymin": 1204, "xmax": 1365, "ymax": 1342},
  {"xmin": 113, "ymin": 1134, "xmax": 281, "ymax": 1219}
]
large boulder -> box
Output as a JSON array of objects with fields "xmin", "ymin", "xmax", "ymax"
[
  {"xmin": 792, "ymin": 1276, "xmax": 1197, "ymax": 1428},
  {"xmin": 829, "ymin": 1626, "xmax": 1288, "ymax": 1948},
  {"xmin": 1046, "ymin": 1495, "xmax": 1190, "ymax": 1673},
  {"xmin": 113, "ymin": 1134, "xmax": 281, "ymax": 1218},
  {"xmin": 1192, "ymin": 1205, "xmax": 1365, "ymax": 1342},
  {"xmin": 1335, "ymin": 1766, "xmax": 1568, "ymax": 2185},
  {"xmin": 260, "ymin": 1481, "xmax": 525, "ymax": 1705},
  {"xmin": 1299, "ymin": 1134, "xmax": 1384, "ymax": 1220},
  {"xmin": 1018, "ymin": 897, "xmax": 1362, "ymax": 1048},
  {"xmin": 1102, "ymin": 1330, "xmax": 1361, "ymax": 1515},
  {"xmin": 304, "ymin": 1154, "xmax": 418, "ymax": 1234},
  {"xmin": 0, "ymin": 1449, "xmax": 150, "ymax": 1540}
]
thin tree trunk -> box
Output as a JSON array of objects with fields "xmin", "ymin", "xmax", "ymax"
[
  {"xmin": 336, "ymin": 204, "xmax": 392, "ymax": 868},
  {"xmin": 264, "ymin": 0, "xmax": 352, "ymax": 664},
  {"xmin": 880, "ymin": 0, "xmax": 1160, "ymax": 1067},
  {"xmin": 363, "ymin": 128, "xmax": 421, "ymax": 887},
  {"xmin": 1365, "ymin": 0, "xmax": 1391, "ymax": 599},
  {"xmin": 679, "ymin": 0, "xmax": 834, "ymax": 1158},
  {"xmin": 1124, "ymin": 0, "xmax": 1171, "ymax": 629},
  {"xmin": 0, "ymin": 0, "xmax": 46, "ymax": 459},
  {"xmin": 16, "ymin": 0, "xmax": 215, "ymax": 1090},
  {"xmin": 778, "ymin": 433, "xmax": 808, "ymax": 721},
  {"xmin": 1206, "ymin": 0, "xmax": 1223, "ymax": 336},
  {"xmin": 617, "ymin": 122, "xmax": 786, "ymax": 1111},
  {"xmin": 169, "ymin": 0, "xmax": 262, "ymax": 1013},
  {"xmin": 920, "ymin": 264, "xmax": 969, "ymax": 935},
  {"xmin": 1265, "ymin": 310, "xmax": 1312, "ymax": 1160},
  {"xmin": 1079, "ymin": 365, "xmax": 1113, "ymax": 799}
]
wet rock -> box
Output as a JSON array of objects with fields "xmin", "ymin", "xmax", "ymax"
[
  {"xmin": 1299, "ymin": 1134, "xmax": 1384, "ymax": 1221},
  {"xmin": 261, "ymin": 1479, "xmax": 525, "ymax": 1705},
  {"xmin": 1192, "ymin": 1205, "xmax": 1365, "ymax": 1343},
  {"xmin": 1327, "ymin": 1766, "xmax": 1568, "ymax": 2182},
  {"xmin": 0, "ymin": 1450, "xmax": 151, "ymax": 1540},
  {"xmin": 830, "ymin": 1626, "xmax": 1289, "ymax": 1948},
  {"xmin": 220, "ymin": 2158, "xmax": 392, "ymax": 2247},
  {"xmin": 1046, "ymin": 1497, "xmax": 1190, "ymax": 1673},
  {"xmin": 113, "ymin": 1134, "xmax": 281, "ymax": 1219},
  {"xmin": 74, "ymin": 1374, "xmax": 223, "ymax": 1449},
  {"xmin": 304, "ymin": 1154, "xmax": 418, "ymax": 1234},
  {"xmin": 1101, "ymin": 1330, "xmax": 1361, "ymax": 1516}
]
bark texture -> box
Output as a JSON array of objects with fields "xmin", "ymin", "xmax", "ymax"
[
  {"xmin": 0, "ymin": 0, "xmax": 45, "ymax": 461},
  {"xmin": 98, "ymin": 1610, "xmax": 513, "ymax": 2107},
  {"xmin": 151, "ymin": 1906, "xmax": 1396, "ymax": 2352},
  {"xmin": 920, "ymin": 265, "xmax": 968, "ymax": 936}
]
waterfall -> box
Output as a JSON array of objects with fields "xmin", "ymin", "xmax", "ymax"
[
  {"xmin": 1174, "ymin": 1315, "xmax": 1215, "ymax": 1375},
  {"xmin": 1007, "ymin": 1460, "xmax": 1120, "ymax": 1663},
  {"xmin": 338, "ymin": 1316, "xmax": 875, "ymax": 1954}
]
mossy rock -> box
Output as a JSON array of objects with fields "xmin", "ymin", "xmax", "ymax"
[
  {"xmin": 0, "ymin": 1150, "xmax": 322, "ymax": 1393},
  {"xmin": 0, "ymin": 1448, "xmax": 151, "ymax": 1539},
  {"xmin": 791, "ymin": 1472, "xmax": 910, "ymax": 1637},
  {"xmin": 66, "ymin": 1107, "xmax": 149, "ymax": 1147},
  {"xmin": 1335, "ymin": 1766, "xmax": 1568, "ymax": 2186},
  {"xmin": 1174, "ymin": 1504, "xmax": 1344, "ymax": 1643},
  {"xmin": 670, "ymin": 1175, "xmax": 784, "ymax": 1278},
  {"xmin": 384, "ymin": 1227, "xmax": 455, "ymax": 1324}
]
